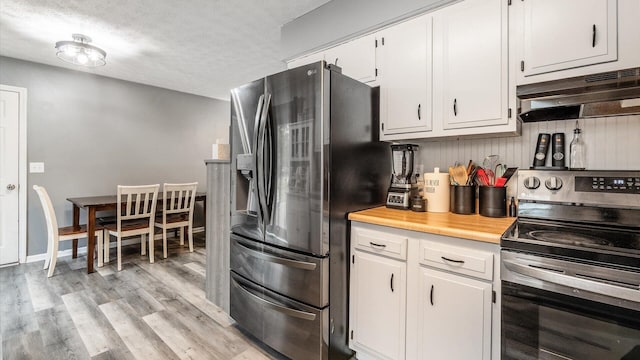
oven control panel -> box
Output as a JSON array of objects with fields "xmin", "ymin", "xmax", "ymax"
[
  {"xmin": 518, "ymin": 170, "xmax": 640, "ymax": 207},
  {"xmin": 576, "ymin": 176, "xmax": 640, "ymax": 193}
]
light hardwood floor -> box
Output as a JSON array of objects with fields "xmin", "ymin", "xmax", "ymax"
[{"xmin": 0, "ymin": 234, "xmax": 279, "ymax": 360}]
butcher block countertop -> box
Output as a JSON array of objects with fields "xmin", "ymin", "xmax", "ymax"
[{"xmin": 348, "ymin": 206, "xmax": 515, "ymax": 244}]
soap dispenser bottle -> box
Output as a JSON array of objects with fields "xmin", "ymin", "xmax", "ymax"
[{"xmin": 570, "ymin": 120, "xmax": 586, "ymax": 170}]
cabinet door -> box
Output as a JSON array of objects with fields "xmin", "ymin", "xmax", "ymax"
[
  {"xmin": 287, "ymin": 51, "xmax": 325, "ymax": 69},
  {"xmin": 418, "ymin": 267, "xmax": 492, "ymax": 360},
  {"xmin": 522, "ymin": 0, "xmax": 617, "ymax": 76},
  {"xmin": 324, "ymin": 33, "xmax": 378, "ymax": 83},
  {"xmin": 379, "ymin": 15, "xmax": 432, "ymax": 137},
  {"xmin": 436, "ymin": 0, "xmax": 508, "ymax": 129},
  {"xmin": 350, "ymin": 250, "xmax": 406, "ymax": 360}
]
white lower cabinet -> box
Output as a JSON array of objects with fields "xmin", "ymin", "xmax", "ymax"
[
  {"xmin": 417, "ymin": 267, "xmax": 492, "ymax": 360},
  {"xmin": 350, "ymin": 249, "xmax": 406, "ymax": 360},
  {"xmin": 349, "ymin": 222, "xmax": 500, "ymax": 360}
]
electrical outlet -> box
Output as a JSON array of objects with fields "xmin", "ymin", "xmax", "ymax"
[{"xmin": 29, "ymin": 162, "xmax": 45, "ymax": 173}]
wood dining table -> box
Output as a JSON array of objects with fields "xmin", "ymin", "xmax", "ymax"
[{"xmin": 67, "ymin": 192, "xmax": 206, "ymax": 273}]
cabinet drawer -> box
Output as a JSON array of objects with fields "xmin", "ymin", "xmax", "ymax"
[
  {"xmin": 352, "ymin": 226, "xmax": 408, "ymax": 261},
  {"xmin": 419, "ymin": 240, "xmax": 493, "ymax": 281}
]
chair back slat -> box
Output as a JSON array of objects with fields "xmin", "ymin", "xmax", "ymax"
[
  {"xmin": 32, "ymin": 185, "xmax": 59, "ymax": 243},
  {"xmin": 162, "ymin": 182, "xmax": 198, "ymax": 216},
  {"xmin": 117, "ymin": 185, "xmax": 160, "ymax": 223}
]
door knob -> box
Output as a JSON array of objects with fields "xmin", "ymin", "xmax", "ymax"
[{"xmin": 6, "ymin": 184, "xmax": 16, "ymax": 191}]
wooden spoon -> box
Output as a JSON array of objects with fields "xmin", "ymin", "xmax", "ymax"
[{"xmin": 452, "ymin": 165, "xmax": 468, "ymax": 186}]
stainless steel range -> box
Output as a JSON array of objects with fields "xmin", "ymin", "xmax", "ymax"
[{"xmin": 501, "ymin": 170, "xmax": 640, "ymax": 360}]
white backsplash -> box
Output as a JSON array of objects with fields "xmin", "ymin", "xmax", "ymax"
[{"xmin": 416, "ymin": 115, "xmax": 640, "ymax": 171}]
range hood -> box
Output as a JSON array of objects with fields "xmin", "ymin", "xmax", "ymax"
[{"xmin": 517, "ymin": 67, "xmax": 640, "ymax": 122}]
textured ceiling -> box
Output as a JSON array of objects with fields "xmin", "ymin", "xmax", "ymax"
[{"xmin": 0, "ymin": 0, "xmax": 331, "ymax": 100}]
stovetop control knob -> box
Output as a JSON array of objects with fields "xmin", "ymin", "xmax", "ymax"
[
  {"xmin": 545, "ymin": 176, "xmax": 563, "ymax": 191},
  {"xmin": 524, "ymin": 176, "xmax": 540, "ymax": 189}
]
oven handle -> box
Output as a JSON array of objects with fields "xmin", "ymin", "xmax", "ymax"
[{"xmin": 503, "ymin": 259, "xmax": 640, "ymax": 304}]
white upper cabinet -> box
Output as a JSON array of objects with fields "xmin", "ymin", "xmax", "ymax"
[
  {"xmin": 324, "ymin": 33, "xmax": 378, "ymax": 83},
  {"xmin": 286, "ymin": 34, "xmax": 377, "ymax": 84},
  {"xmin": 434, "ymin": 0, "xmax": 509, "ymax": 130},
  {"xmin": 521, "ymin": 0, "xmax": 618, "ymax": 77},
  {"xmin": 378, "ymin": 15, "xmax": 433, "ymax": 138},
  {"xmin": 286, "ymin": 51, "xmax": 325, "ymax": 69}
]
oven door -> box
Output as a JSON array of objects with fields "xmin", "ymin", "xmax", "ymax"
[{"xmin": 501, "ymin": 251, "xmax": 640, "ymax": 360}]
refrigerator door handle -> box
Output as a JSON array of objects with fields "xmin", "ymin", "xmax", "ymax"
[
  {"xmin": 256, "ymin": 93, "xmax": 271, "ymax": 224},
  {"xmin": 253, "ymin": 94, "xmax": 265, "ymax": 222},
  {"xmin": 236, "ymin": 239, "xmax": 318, "ymax": 271},
  {"xmin": 235, "ymin": 276, "xmax": 317, "ymax": 321},
  {"xmin": 265, "ymin": 97, "xmax": 274, "ymax": 209}
]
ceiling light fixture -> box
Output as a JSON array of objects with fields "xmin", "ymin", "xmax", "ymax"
[{"xmin": 55, "ymin": 34, "xmax": 106, "ymax": 67}]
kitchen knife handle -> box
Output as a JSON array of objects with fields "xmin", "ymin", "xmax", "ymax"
[
  {"xmin": 430, "ymin": 285, "xmax": 434, "ymax": 305},
  {"xmin": 592, "ymin": 24, "xmax": 596, "ymax": 47},
  {"xmin": 418, "ymin": 104, "xmax": 421, "ymax": 120},
  {"xmin": 453, "ymin": 98, "xmax": 457, "ymax": 116},
  {"xmin": 390, "ymin": 273, "xmax": 394, "ymax": 292}
]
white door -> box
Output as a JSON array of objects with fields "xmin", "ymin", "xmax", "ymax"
[
  {"xmin": 0, "ymin": 89, "xmax": 20, "ymax": 265},
  {"xmin": 418, "ymin": 267, "xmax": 492, "ymax": 360},
  {"xmin": 522, "ymin": 0, "xmax": 618, "ymax": 77},
  {"xmin": 350, "ymin": 249, "xmax": 406, "ymax": 360},
  {"xmin": 435, "ymin": 0, "xmax": 508, "ymax": 129},
  {"xmin": 379, "ymin": 14, "xmax": 432, "ymax": 137},
  {"xmin": 324, "ymin": 33, "xmax": 378, "ymax": 83}
]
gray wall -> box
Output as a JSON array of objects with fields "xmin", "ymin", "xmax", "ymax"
[
  {"xmin": 280, "ymin": 0, "xmax": 456, "ymax": 59},
  {"xmin": 0, "ymin": 56, "xmax": 230, "ymax": 256}
]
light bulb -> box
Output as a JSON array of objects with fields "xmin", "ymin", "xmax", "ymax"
[
  {"xmin": 76, "ymin": 53, "xmax": 89, "ymax": 64},
  {"xmin": 87, "ymin": 49, "xmax": 100, "ymax": 61},
  {"xmin": 63, "ymin": 45, "xmax": 78, "ymax": 57}
]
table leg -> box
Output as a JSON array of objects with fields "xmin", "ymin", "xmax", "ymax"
[
  {"xmin": 72, "ymin": 205, "xmax": 80, "ymax": 258},
  {"xmin": 87, "ymin": 207, "xmax": 96, "ymax": 273}
]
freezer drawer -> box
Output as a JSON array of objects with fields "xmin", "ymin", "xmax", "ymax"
[
  {"xmin": 230, "ymin": 234, "xmax": 329, "ymax": 308},
  {"xmin": 230, "ymin": 273, "xmax": 328, "ymax": 360}
]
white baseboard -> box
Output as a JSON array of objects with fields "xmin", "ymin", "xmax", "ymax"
[{"xmin": 26, "ymin": 227, "xmax": 204, "ymax": 264}]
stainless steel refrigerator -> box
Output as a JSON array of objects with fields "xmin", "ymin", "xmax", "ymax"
[{"xmin": 229, "ymin": 61, "xmax": 390, "ymax": 360}]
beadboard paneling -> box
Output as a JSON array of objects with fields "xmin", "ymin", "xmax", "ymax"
[{"xmin": 416, "ymin": 115, "xmax": 640, "ymax": 171}]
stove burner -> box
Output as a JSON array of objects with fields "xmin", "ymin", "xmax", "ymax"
[{"xmin": 528, "ymin": 230, "xmax": 615, "ymax": 249}]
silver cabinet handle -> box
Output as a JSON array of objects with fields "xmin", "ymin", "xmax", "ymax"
[
  {"xmin": 6, "ymin": 184, "xmax": 16, "ymax": 191},
  {"xmin": 503, "ymin": 260, "xmax": 640, "ymax": 304},
  {"xmin": 234, "ymin": 278, "xmax": 317, "ymax": 321},
  {"xmin": 236, "ymin": 240, "xmax": 317, "ymax": 271}
]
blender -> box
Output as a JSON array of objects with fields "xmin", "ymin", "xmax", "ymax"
[{"xmin": 386, "ymin": 144, "xmax": 419, "ymax": 209}]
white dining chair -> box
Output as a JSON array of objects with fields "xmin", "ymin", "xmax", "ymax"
[
  {"xmin": 33, "ymin": 185, "xmax": 104, "ymax": 278},
  {"xmin": 104, "ymin": 184, "xmax": 159, "ymax": 271},
  {"xmin": 154, "ymin": 182, "xmax": 198, "ymax": 258}
]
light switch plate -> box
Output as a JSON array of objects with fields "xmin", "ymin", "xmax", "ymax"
[{"xmin": 30, "ymin": 162, "xmax": 45, "ymax": 173}]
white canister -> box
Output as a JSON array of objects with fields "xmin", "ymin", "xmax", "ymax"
[{"xmin": 423, "ymin": 167, "xmax": 451, "ymax": 212}]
